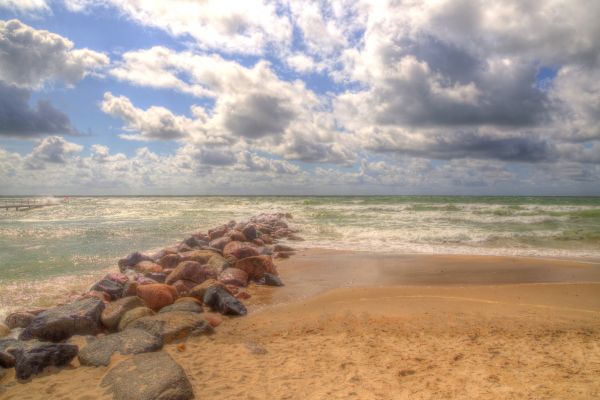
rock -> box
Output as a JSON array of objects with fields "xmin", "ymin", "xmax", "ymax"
[
  {"xmin": 218, "ymin": 268, "xmax": 248, "ymax": 287},
  {"xmin": 78, "ymin": 329, "xmax": 162, "ymax": 367},
  {"xmin": 0, "ymin": 322, "xmax": 9, "ymax": 337},
  {"xmin": 208, "ymin": 225, "xmax": 228, "ymax": 241},
  {"xmin": 158, "ymin": 301, "xmax": 203, "ymax": 314},
  {"xmin": 9, "ymin": 342, "xmax": 78, "ymax": 380},
  {"xmin": 203, "ymin": 314, "xmax": 222, "ymax": 327},
  {"xmin": 172, "ymin": 279, "xmax": 197, "ymax": 296},
  {"xmin": 177, "ymin": 243, "xmax": 193, "ymax": 253},
  {"xmin": 274, "ymin": 251, "xmax": 295, "ymax": 259},
  {"xmin": 100, "ymin": 352, "xmax": 194, "ymax": 400},
  {"xmin": 135, "ymin": 261, "xmax": 163, "ymax": 274},
  {"xmin": 223, "ymin": 241, "xmax": 259, "ymax": 259},
  {"xmin": 273, "ymin": 244, "xmax": 295, "ymax": 252},
  {"xmin": 252, "ymin": 238, "xmax": 265, "ymax": 246},
  {"xmin": 123, "ymin": 281, "xmax": 139, "ymax": 297},
  {"xmin": 257, "ymin": 246, "xmax": 273, "ymax": 256},
  {"xmin": 209, "ymin": 236, "xmax": 230, "ymax": 251},
  {"xmin": 20, "ymin": 298, "xmax": 105, "ymax": 342},
  {"xmin": 228, "ymin": 231, "xmax": 246, "ymax": 242},
  {"xmin": 182, "ymin": 235, "xmax": 208, "ymax": 249},
  {"xmin": 157, "ymin": 254, "xmax": 180, "ymax": 269},
  {"xmin": 0, "ymin": 350, "xmax": 15, "ymax": 368},
  {"xmin": 144, "ymin": 272, "xmax": 167, "ymax": 283},
  {"xmin": 166, "ymin": 261, "xmax": 217, "ymax": 286},
  {"xmin": 260, "ymin": 234, "xmax": 273, "ymax": 244},
  {"xmin": 242, "ymin": 224, "xmax": 258, "ymax": 241},
  {"xmin": 234, "ymin": 255, "xmax": 277, "ymax": 280},
  {"xmin": 5, "ymin": 312, "xmax": 36, "ymax": 330},
  {"xmin": 101, "ymin": 296, "xmax": 146, "ymax": 331},
  {"xmin": 175, "ymin": 296, "xmax": 202, "ymax": 305},
  {"xmin": 126, "ymin": 312, "xmax": 213, "ymax": 343},
  {"xmin": 288, "ymin": 234, "xmax": 305, "ymax": 241},
  {"xmin": 188, "ymin": 279, "xmax": 221, "ymax": 301},
  {"xmin": 203, "ymin": 286, "xmax": 247, "ymax": 316},
  {"xmin": 118, "ymin": 252, "xmax": 153, "ymax": 272},
  {"xmin": 83, "ymin": 290, "xmax": 111, "ymax": 302},
  {"xmin": 136, "ymin": 284, "xmax": 177, "ymax": 311},
  {"xmin": 89, "ymin": 274, "xmax": 128, "ymax": 300},
  {"xmin": 207, "ymin": 254, "xmax": 230, "ymax": 270},
  {"xmin": 118, "ymin": 307, "xmax": 155, "ymax": 331},
  {"xmin": 178, "ymin": 250, "xmax": 216, "ymax": 264},
  {"xmin": 260, "ymin": 273, "xmax": 284, "ymax": 287}
]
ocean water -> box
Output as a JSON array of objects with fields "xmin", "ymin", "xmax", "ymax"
[{"xmin": 1, "ymin": 196, "xmax": 599, "ymax": 316}]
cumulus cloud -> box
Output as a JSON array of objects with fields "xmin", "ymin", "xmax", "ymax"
[
  {"xmin": 0, "ymin": 0, "xmax": 48, "ymax": 14},
  {"xmin": 0, "ymin": 19, "xmax": 109, "ymax": 89},
  {"xmin": 25, "ymin": 135, "xmax": 82, "ymax": 169},
  {"xmin": 0, "ymin": 82, "xmax": 76, "ymax": 137}
]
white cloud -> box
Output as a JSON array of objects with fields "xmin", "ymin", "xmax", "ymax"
[
  {"xmin": 0, "ymin": 19, "xmax": 109, "ymax": 88},
  {"xmin": 25, "ymin": 135, "xmax": 82, "ymax": 169},
  {"xmin": 0, "ymin": 0, "xmax": 49, "ymax": 14}
]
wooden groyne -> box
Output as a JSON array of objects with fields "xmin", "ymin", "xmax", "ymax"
[{"xmin": 0, "ymin": 198, "xmax": 60, "ymax": 211}]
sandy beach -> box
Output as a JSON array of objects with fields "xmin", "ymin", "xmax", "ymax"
[{"xmin": 2, "ymin": 249, "xmax": 599, "ymax": 399}]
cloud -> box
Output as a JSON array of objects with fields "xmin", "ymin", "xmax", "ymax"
[
  {"xmin": 25, "ymin": 135, "xmax": 82, "ymax": 169},
  {"xmin": 67, "ymin": 0, "xmax": 292, "ymax": 55},
  {"xmin": 0, "ymin": 82, "xmax": 76, "ymax": 137},
  {"xmin": 0, "ymin": 19, "xmax": 109, "ymax": 89},
  {"xmin": 0, "ymin": 0, "xmax": 48, "ymax": 14}
]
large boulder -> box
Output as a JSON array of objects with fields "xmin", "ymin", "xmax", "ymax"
[
  {"xmin": 203, "ymin": 286, "xmax": 247, "ymax": 316},
  {"xmin": 158, "ymin": 301, "xmax": 203, "ymax": 314},
  {"xmin": 223, "ymin": 241, "xmax": 259, "ymax": 259},
  {"xmin": 208, "ymin": 225, "xmax": 228, "ymax": 241},
  {"xmin": 101, "ymin": 352, "xmax": 194, "ymax": 400},
  {"xmin": 5, "ymin": 312, "xmax": 36, "ymax": 329},
  {"xmin": 178, "ymin": 250, "xmax": 216, "ymax": 264},
  {"xmin": 166, "ymin": 261, "xmax": 217, "ymax": 285},
  {"xmin": 118, "ymin": 307, "xmax": 155, "ymax": 331},
  {"xmin": 89, "ymin": 273, "xmax": 128, "ymax": 300},
  {"xmin": 208, "ymin": 236, "xmax": 230, "ymax": 251},
  {"xmin": 118, "ymin": 252, "xmax": 153, "ymax": 272},
  {"xmin": 136, "ymin": 284, "xmax": 177, "ymax": 311},
  {"xmin": 234, "ymin": 255, "xmax": 277, "ymax": 280},
  {"xmin": 242, "ymin": 224, "xmax": 258, "ymax": 241},
  {"xmin": 207, "ymin": 254, "xmax": 230, "ymax": 270},
  {"xmin": 126, "ymin": 312, "xmax": 213, "ymax": 343},
  {"xmin": 101, "ymin": 296, "xmax": 146, "ymax": 331},
  {"xmin": 78, "ymin": 329, "xmax": 162, "ymax": 367},
  {"xmin": 9, "ymin": 342, "xmax": 78, "ymax": 380},
  {"xmin": 188, "ymin": 279, "xmax": 221, "ymax": 301},
  {"xmin": 20, "ymin": 298, "xmax": 105, "ymax": 342},
  {"xmin": 218, "ymin": 268, "xmax": 248, "ymax": 287},
  {"xmin": 134, "ymin": 261, "xmax": 163, "ymax": 274},
  {"xmin": 157, "ymin": 254, "xmax": 180, "ymax": 269}
]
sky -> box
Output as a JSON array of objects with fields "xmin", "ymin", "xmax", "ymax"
[{"xmin": 0, "ymin": 0, "xmax": 599, "ymax": 195}]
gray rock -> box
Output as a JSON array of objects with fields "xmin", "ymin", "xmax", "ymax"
[
  {"xmin": 203, "ymin": 285, "xmax": 247, "ymax": 316},
  {"xmin": 118, "ymin": 307, "xmax": 155, "ymax": 331},
  {"xmin": 20, "ymin": 298, "xmax": 105, "ymax": 342},
  {"xmin": 101, "ymin": 352, "xmax": 194, "ymax": 400},
  {"xmin": 118, "ymin": 252, "xmax": 153, "ymax": 273},
  {"xmin": 5, "ymin": 312, "xmax": 36, "ymax": 329},
  {"xmin": 158, "ymin": 301, "xmax": 203, "ymax": 314},
  {"xmin": 101, "ymin": 296, "xmax": 146, "ymax": 331},
  {"xmin": 0, "ymin": 350, "xmax": 15, "ymax": 368},
  {"xmin": 9, "ymin": 342, "xmax": 78, "ymax": 380},
  {"xmin": 126, "ymin": 311, "xmax": 213, "ymax": 343},
  {"xmin": 78, "ymin": 329, "xmax": 162, "ymax": 367},
  {"xmin": 262, "ymin": 272, "xmax": 284, "ymax": 287},
  {"xmin": 89, "ymin": 274, "xmax": 127, "ymax": 300}
]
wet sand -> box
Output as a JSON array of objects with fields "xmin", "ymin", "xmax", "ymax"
[{"xmin": 2, "ymin": 249, "xmax": 600, "ymax": 399}]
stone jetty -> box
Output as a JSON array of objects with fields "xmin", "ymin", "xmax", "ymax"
[{"xmin": 0, "ymin": 212, "xmax": 300, "ymax": 398}]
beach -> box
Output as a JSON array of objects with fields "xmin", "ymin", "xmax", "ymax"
[{"xmin": 2, "ymin": 249, "xmax": 599, "ymax": 399}]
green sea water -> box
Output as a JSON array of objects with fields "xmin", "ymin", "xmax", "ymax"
[{"xmin": 1, "ymin": 196, "xmax": 599, "ymax": 316}]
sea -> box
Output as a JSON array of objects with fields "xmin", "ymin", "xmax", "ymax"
[{"xmin": 1, "ymin": 196, "xmax": 599, "ymax": 318}]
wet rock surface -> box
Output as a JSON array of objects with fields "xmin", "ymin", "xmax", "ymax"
[
  {"xmin": 101, "ymin": 352, "xmax": 194, "ymax": 400},
  {"xmin": 10, "ymin": 341, "xmax": 78, "ymax": 380},
  {"xmin": 101, "ymin": 296, "xmax": 146, "ymax": 331},
  {"xmin": 126, "ymin": 311, "xmax": 213, "ymax": 343},
  {"xmin": 118, "ymin": 307, "xmax": 155, "ymax": 331},
  {"xmin": 20, "ymin": 298, "xmax": 105, "ymax": 342},
  {"xmin": 203, "ymin": 285, "xmax": 248, "ymax": 316}
]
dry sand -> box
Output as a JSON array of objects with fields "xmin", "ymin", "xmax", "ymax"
[{"xmin": 1, "ymin": 249, "xmax": 600, "ymax": 399}]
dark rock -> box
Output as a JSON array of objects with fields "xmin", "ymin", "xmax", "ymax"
[
  {"xmin": 100, "ymin": 352, "xmax": 194, "ymax": 400},
  {"xmin": 218, "ymin": 268, "xmax": 248, "ymax": 287},
  {"xmin": 9, "ymin": 342, "xmax": 78, "ymax": 380},
  {"xmin": 158, "ymin": 301, "xmax": 203, "ymax": 314},
  {"xmin": 182, "ymin": 236, "xmax": 208, "ymax": 249},
  {"xmin": 172, "ymin": 279, "xmax": 197, "ymax": 296},
  {"xmin": 209, "ymin": 236, "xmax": 231, "ymax": 251},
  {"xmin": 118, "ymin": 252, "xmax": 153, "ymax": 273},
  {"xmin": 188, "ymin": 279, "xmax": 221, "ymax": 301},
  {"xmin": 223, "ymin": 241, "xmax": 259, "ymax": 259},
  {"xmin": 101, "ymin": 296, "xmax": 146, "ymax": 331},
  {"xmin": 242, "ymin": 224, "xmax": 258, "ymax": 241},
  {"xmin": 78, "ymin": 329, "xmax": 162, "ymax": 367},
  {"xmin": 90, "ymin": 274, "xmax": 127, "ymax": 300},
  {"xmin": 5, "ymin": 312, "xmax": 36, "ymax": 329},
  {"xmin": 126, "ymin": 311, "xmax": 213, "ymax": 343},
  {"xmin": 203, "ymin": 286, "xmax": 247, "ymax": 316},
  {"xmin": 177, "ymin": 243, "xmax": 193, "ymax": 253},
  {"xmin": 228, "ymin": 231, "xmax": 246, "ymax": 242},
  {"xmin": 157, "ymin": 254, "xmax": 180, "ymax": 269},
  {"xmin": 208, "ymin": 225, "xmax": 228, "ymax": 241},
  {"xmin": 207, "ymin": 254, "xmax": 230, "ymax": 270},
  {"xmin": 260, "ymin": 273, "xmax": 284, "ymax": 287},
  {"xmin": 273, "ymin": 244, "xmax": 295, "ymax": 252},
  {"xmin": 118, "ymin": 307, "xmax": 155, "ymax": 331},
  {"xmin": 20, "ymin": 298, "xmax": 105, "ymax": 342},
  {"xmin": 0, "ymin": 350, "xmax": 15, "ymax": 368}
]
